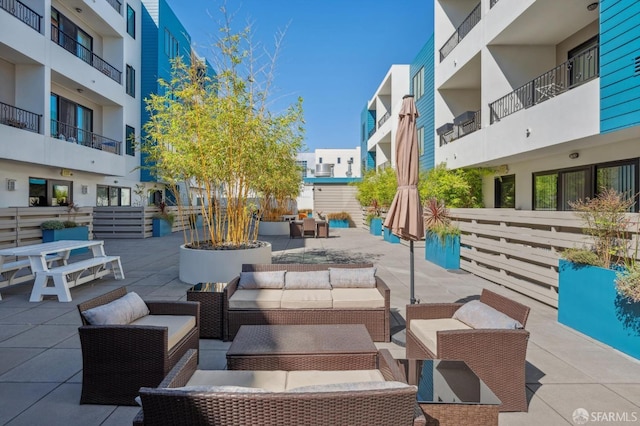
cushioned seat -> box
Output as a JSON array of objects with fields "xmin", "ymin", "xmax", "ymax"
[
  {"xmin": 228, "ymin": 289, "xmax": 284, "ymax": 309},
  {"xmin": 280, "ymin": 289, "xmax": 332, "ymax": 308},
  {"xmin": 285, "ymin": 369, "xmax": 385, "ymax": 390},
  {"xmin": 130, "ymin": 315, "xmax": 196, "ymax": 350},
  {"xmin": 331, "ymin": 288, "xmax": 386, "ymax": 309},
  {"xmin": 186, "ymin": 370, "xmax": 288, "ymax": 392},
  {"xmin": 409, "ymin": 318, "xmax": 472, "ymax": 354}
]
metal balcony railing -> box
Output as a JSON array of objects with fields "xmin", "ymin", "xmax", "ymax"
[
  {"xmin": 50, "ymin": 119, "xmax": 122, "ymax": 155},
  {"xmin": 438, "ymin": 110, "xmax": 481, "ymax": 146},
  {"xmin": 489, "ymin": 45, "xmax": 599, "ymax": 124},
  {"xmin": 377, "ymin": 111, "xmax": 391, "ymax": 128},
  {"xmin": 0, "ymin": 101, "xmax": 41, "ymax": 133},
  {"xmin": 439, "ymin": 2, "xmax": 481, "ymax": 62},
  {"xmin": 51, "ymin": 25, "xmax": 122, "ymax": 84},
  {"xmin": 490, "ymin": 0, "xmax": 500, "ymax": 8},
  {"xmin": 368, "ymin": 127, "xmax": 376, "ymax": 139},
  {"xmin": 106, "ymin": 0, "xmax": 122, "ymax": 14},
  {"xmin": 1, "ymin": 0, "xmax": 41, "ymax": 33}
]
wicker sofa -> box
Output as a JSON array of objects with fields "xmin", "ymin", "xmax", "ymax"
[
  {"xmin": 77, "ymin": 287, "xmax": 200, "ymax": 405},
  {"xmin": 405, "ymin": 288, "xmax": 531, "ymax": 412},
  {"xmin": 133, "ymin": 349, "xmax": 425, "ymax": 426},
  {"xmin": 223, "ymin": 263, "xmax": 390, "ymax": 342}
]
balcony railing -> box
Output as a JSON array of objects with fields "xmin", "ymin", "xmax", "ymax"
[
  {"xmin": 368, "ymin": 127, "xmax": 376, "ymax": 139},
  {"xmin": 438, "ymin": 109, "xmax": 481, "ymax": 146},
  {"xmin": 490, "ymin": 0, "xmax": 500, "ymax": 8},
  {"xmin": 51, "ymin": 25, "xmax": 122, "ymax": 84},
  {"xmin": 489, "ymin": 45, "xmax": 599, "ymax": 124},
  {"xmin": 50, "ymin": 119, "xmax": 122, "ymax": 155},
  {"xmin": 1, "ymin": 0, "xmax": 41, "ymax": 33},
  {"xmin": 1, "ymin": 101, "xmax": 41, "ymax": 133},
  {"xmin": 439, "ymin": 2, "xmax": 481, "ymax": 62},
  {"xmin": 106, "ymin": 0, "xmax": 122, "ymax": 14},
  {"xmin": 377, "ymin": 111, "xmax": 391, "ymax": 128}
]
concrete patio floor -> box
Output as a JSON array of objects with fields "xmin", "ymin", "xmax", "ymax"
[{"xmin": 0, "ymin": 228, "xmax": 639, "ymax": 425}]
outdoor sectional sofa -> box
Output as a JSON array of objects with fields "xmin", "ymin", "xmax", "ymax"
[
  {"xmin": 133, "ymin": 348, "xmax": 425, "ymax": 426},
  {"xmin": 223, "ymin": 263, "xmax": 391, "ymax": 342}
]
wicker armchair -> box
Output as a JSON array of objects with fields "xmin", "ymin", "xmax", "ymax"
[
  {"xmin": 405, "ymin": 289, "xmax": 530, "ymax": 412},
  {"xmin": 133, "ymin": 349, "xmax": 426, "ymax": 426},
  {"xmin": 76, "ymin": 287, "xmax": 200, "ymax": 406},
  {"xmin": 303, "ymin": 217, "xmax": 317, "ymax": 237}
]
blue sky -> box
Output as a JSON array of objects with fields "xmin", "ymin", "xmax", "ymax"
[{"xmin": 165, "ymin": 1, "xmax": 434, "ymax": 152}]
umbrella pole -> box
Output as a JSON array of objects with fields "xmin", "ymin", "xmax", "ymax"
[{"xmin": 410, "ymin": 240, "xmax": 416, "ymax": 304}]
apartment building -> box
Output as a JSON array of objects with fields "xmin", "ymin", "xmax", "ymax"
[
  {"xmin": 0, "ymin": 0, "xmax": 142, "ymax": 208},
  {"xmin": 435, "ymin": 0, "xmax": 640, "ymax": 210}
]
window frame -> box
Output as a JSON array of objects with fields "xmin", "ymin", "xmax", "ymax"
[
  {"xmin": 125, "ymin": 125, "xmax": 135, "ymax": 156},
  {"xmin": 412, "ymin": 67, "xmax": 425, "ymax": 100},
  {"xmin": 126, "ymin": 65, "xmax": 135, "ymax": 97},
  {"xmin": 126, "ymin": 4, "xmax": 135, "ymax": 39},
  {"xmin": 97, "ymin": 185, "xmax": 132, "ymax": 206}
]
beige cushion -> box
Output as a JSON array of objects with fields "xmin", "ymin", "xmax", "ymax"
[
  {"xmin": 331, "ymin": 288, "xmax": 385, "ymax": 309},
  {"xmin": 329, "ymin": 267, "xmax": 377, "ymax": 288},
  {"xmin": 410, "ymin": 318, "xmax": 472, "ymax": 354},
  {"xmin": 228, "ymin": 289, "xmax": 283, "ymax": 309},
  {"xmin": 82, "ymin": 292, "xmax": 149, "ymax": 325},
  {"xmin": 288, "ymin": 381, "xmax": 411, "ymax": 393},
  {"xmin": 130, "ymin": 315, "xmax": 196, "ymax": 350},
  {"xmin": 238, "ymin": 271, "xmax": 285, "ymax": 289},
  {"xmin": 280, "ymin": 289, "xmax": 332, "ymax": 309},
  {"xmin": 284, "ymin": 270, "xmax": 331, "ymax": 289},
  {"xmin": 453, "ymin": 300, "xmax": 523, "ymax": 329},
  {"xmin": 285, "ymin": 370, "xmax": 385, "ymax": 390},
  {"xmin": 186, "ymin": 370, "xmax": 287, "ymax": 392}
]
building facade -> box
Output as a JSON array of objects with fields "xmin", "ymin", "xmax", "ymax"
[{"xmin": 434, "ymin": 0, "xmax": 640, "ymax": 210}]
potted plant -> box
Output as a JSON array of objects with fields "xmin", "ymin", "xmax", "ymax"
[
  {"xmin": 41, "ymin": 204, "xmax": 89, "ymax": 254},
  {"xmin": 152, "ymin": 201, "xmax": 175, "ymax": 237},
  {"xmin": 558, "ymin": 188, "xmax": 640, "ymax": 360},
  {"xmin": 327, "ymin": 212, "xmax": 352, "ymax": 228},
  {"xmin": 141, "ymin": 8, "xmax": 304, "ymax": 284},
  {"xmin": 353, "ymin": 168, "xmax": 396, "ymax": 236},
  {"xmin": 423, "ymin": 198, "xmax": 461, "ymax": 270}
]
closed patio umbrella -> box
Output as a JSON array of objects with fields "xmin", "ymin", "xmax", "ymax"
[{"xmin": 383, "ymin": 95, "xmax": 423, "ymax": 304}]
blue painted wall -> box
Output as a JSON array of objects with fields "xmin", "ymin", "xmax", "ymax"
[
  {"xmin": 411, "ymin": 34, "xmax": 435, "ymax": 172},
  {"xmin": 600, "ymin": 0, "xmax": 640, "ymax": 133},
  {"xmin": 360, "ymin": 106, "xmax": 376, "ymax": 172}
]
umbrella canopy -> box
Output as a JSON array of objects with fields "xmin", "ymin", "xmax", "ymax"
[
  {"xmin": 384, "ymin": 95, "xmax": 423, "ymax": 241},
  {"xmin": 383, "ymin": 95, "xmax": 423, "ymax": 305}
]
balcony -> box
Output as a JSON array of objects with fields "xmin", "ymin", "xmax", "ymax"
[
  {"xmin": 0, "ymin": 101, "xmax": 41, "ymax": 133},
  {"xmin": 490, "ymin": 0, "xmax": 499, "ymax": 8},
  {"xmin": 106, "ymin": 0, "xmax": 122, "ymax": 14},
  {"xmin": 439, "ymin": 2, "xmax": 480, "ymax": 62},
  {"xmin": 437, "ymin": 110, "xmax": 481, "ymax": 146},
  {"xmin": 489, "ymin": 45, "xmax": 599, "ymax": 124},
  {"xmin": 1, "ymin": 0, "xmax": 41, "ymax": 33},
  {"xmin": 51, "ymin": 119, "xmax": 122, "ymax": 155},
  {"xmin": 51, "ymin": 25, "xmax": 122, "ymax": 84},
  {"xmin": 377, "ymin": 111, "xmax": 391, "ymax": 129}
]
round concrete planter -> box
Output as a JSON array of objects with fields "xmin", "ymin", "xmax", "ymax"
[
  {"xmin": 179, "ymin": 242, "xmax": 272, "ymax": 284},
  {"xmin": 258, "ymin": 221, "xmax": 290, "ymax": 236}
]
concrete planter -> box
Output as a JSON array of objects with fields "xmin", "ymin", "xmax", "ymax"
[
  {"xmin": 558, "ymin": 259, "xmax": 640, "ymax": 360},
  {"xmin": 258, "ymin": 221, "xmax": 289, "ymax": 236},
  {"xmin": 369, "ymin": 218, "xmax": 383, "ymax": 236},
  {"xmin": 42, "ymin": 226, "xmax": 89, "ymax": 255},
  {"xmin": 425, "ymin": 232, "xmax": 460, "ymax": 270},
  {"xmin": 383, "ymin": 227, "xmax": 400, "ymax": 244},
  {"xmin": 329, "ymin": 219, "xmax": 349, "ymax": 228},
  {"xmin": 152, "ymin": 218, "xmax": 172, "ymax": 237},
  {"xmin": 179, "ymin": 242, "xmax": 272, "ymax": 284}
]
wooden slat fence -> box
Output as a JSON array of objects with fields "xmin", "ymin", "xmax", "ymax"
[{"xmin": 93, "ymin": 206, "xmax": 203, "ymax": 239}]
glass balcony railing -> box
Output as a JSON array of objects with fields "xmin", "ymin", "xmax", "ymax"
[
  {"xmin": 51, "ymin": 119, "xmax": 122, "ymax": 155},
  {"xmin": 439, "ymin": 2, "xmax": 481, "ymax": 62},
  {"xmin": 0, "ymin": 0, "xmax": 41, "ymax": 33},
  {"xmin": 0, "ymin": 101, "xmax": 41, "ymax": 133}
]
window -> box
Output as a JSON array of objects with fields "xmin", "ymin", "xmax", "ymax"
[
  {"xmin": 126, "ymin": 65, "xmax": 135, "ymax": 97},
  {"xmin": 29, "ymin": 178, "xmax": 73, "ymax": 207},
  {"xmin": 97, "ymin": 185, "xmax": 131, "ymax": 206},
  {"xmin": 51, "ymin": 8, "xmax": 93, "ymax": 64},
  {"xmin": 337, "ymin": 157, "xmax": 341, "ymax": 164},
  {"xmin": 51, "ymin": 93, "xmax": 93, "ymax": 142},
  {"xmin": 412, "ymin": 67, "xmax": 424, "ymax": 100},
  {"xmin": 319, "ymin": 157, "xmax": 323, "ymax": 164},
  {"xmin": 125, "ymin": 125, "xmax": 135, "ymax": 156},
  {"xmin": 126, "ymin": 4, "xmax": 135, "ymax": 38},
  {"xmin": 495, "ymin": 175, "xmax": 515, "ymax": 208},
  {"xmin": 164, "ymin": 29, "xmax": 178, "ymax": 58},
  {"xmin": 297, "ymin": 160, "xmax": 307, "ymax": 178},
  {"xmin": 534, "ymin": 173, "xmax": 558, "ymax": 210},
  {"xmin": 417, "ymin": 127, "xmax": 424, "ymax": 156}
]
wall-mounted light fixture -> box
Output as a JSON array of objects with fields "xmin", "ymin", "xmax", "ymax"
[
  {"xmin": 7, "ymin": 179, "xmax": 16, "ymax": 191},
  {"xmin": 526, "ymin": 128, "xmax": 532, "ymax": 137},
  {"xmin": 587, "ymin": 2, "xmax": 598, "ymax": 11},
  {"xmin": 569, "ymin": 152, "xmax": 580, "ymax": 159},
  {"xmin": 75, "ymin": 7, "xmax": 82, "ymax": 13}
]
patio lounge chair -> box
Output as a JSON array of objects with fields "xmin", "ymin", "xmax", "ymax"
[
  {"xmin": 76, "ymin": 287, "xmax": 200, "ymax": 405},
  {"xmin": 405, "ymin": 289, "xmax": 530, "ymax": 412}
]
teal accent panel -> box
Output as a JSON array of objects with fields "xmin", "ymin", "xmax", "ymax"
[
  {"xmin": 600, "ymin": 0, "xmax": 640, "ymax": 133},
  {"xmin": 411, "ymin": 35, "xmax": 435, "ymax": 172},
  {"xmin": 360, "ymin": 105, "xmax": 376, "ymax": 172}
]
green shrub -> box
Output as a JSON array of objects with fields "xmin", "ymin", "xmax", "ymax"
[
  {"xmin": 40, "ymin": 220, "xmax": 65, "ymax": 230},
  {"xmin": 327, "ymin": 212, "xmax": 351, "ymax": 221},
  {"xmin": 418, "ymin": 163, "xmax": 484, "ymax": 208}
]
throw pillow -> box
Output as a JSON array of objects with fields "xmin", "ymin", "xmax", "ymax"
[
  {"xmin": 452, "ymin": 300, "xmax": 523, "ymax": 329},
  {"xmin": 329, "ymin": 267, "xmax": 377, "ymax": 288},
  {"xmin": 284, "ymin": 270, "xmax": 331, "ymax": 289},
  {"xmin": 238, "ymin": 271, "xmax": 286, "ymax": 289},
  {"xmin": 82, "ymin": 291, "xmax": 149, "ymax": 325}
]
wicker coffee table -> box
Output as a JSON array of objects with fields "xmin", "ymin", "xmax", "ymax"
[{"xmin": 226, "ymin": 324, "xmax": 378, "ymax": 371}]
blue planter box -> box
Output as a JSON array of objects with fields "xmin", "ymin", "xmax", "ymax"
[
  {"xmin": 425, "ymin": 232, "xmax": 460, "ymax": 270},
  {"xmin": 153, "ymin": 218, "xmax": 172, "ymax": 237},
  {"xmin": 383, "ymin": 227, "xmax": 400, "ymax": 244},
  {"xmin": 369, "ymin": 218, "xmax": 382, "ymax": 236},
  {"xmin": 329, "ymin": 219, "xmax": 349, "ymax": 228},
  {"xmin": 558, "ymin": 259, "xmax": 640, "ymax": 360},
  {"xmin": 42, "ymin": 226, "xmax": 89, "ymax": 255}
]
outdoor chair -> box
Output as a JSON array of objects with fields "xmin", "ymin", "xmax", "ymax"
[
  {"xmin": 76, "ymin": 287, "xmax": 200, "ymax": 406},
  {"xmin": 289, "ymin": 220, "xmax": 303, "ymax": 238},
  {"xmin": 405, "ymin": 289, "xmax": 530, "ymax": 412},
  {"xmin": 303, "ymin": 217, "xmax": 317, "ymax": 237}
]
